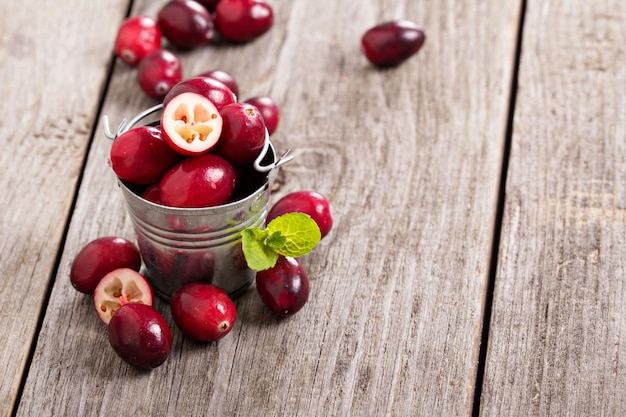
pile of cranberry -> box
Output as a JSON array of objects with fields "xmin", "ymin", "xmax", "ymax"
[{"xmin": 69, "ymin": 0, "xmax": 427, "ymax": 370}]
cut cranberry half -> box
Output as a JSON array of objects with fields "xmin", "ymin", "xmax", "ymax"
[
  {"xmin": 214, "ymin": 0, "xmax": 274, "ymax": 43},
  {"xmin": 137, "ymin": 48, "xmax": 183, "ymax": 100},
  {"xmin": 161, "ymin": 91, "xmax": 223, "ymax": 156},
  {"xmin": 361, "ymin": 20, "xmax": 426, "ymax": 67},
  {"xmin": 93, "ymin": 268, "xmax": 154, "ymax": 325},
  {"xmin": 114, "ymin": 15, "xmax": 162, "ymax": 66}
]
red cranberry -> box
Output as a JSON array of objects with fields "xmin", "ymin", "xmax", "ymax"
[
  {"xmin": 109, "ymin": 125, "xmax": 182, "ymax": 185},
  {"xmin": 170, "ymin": 283, "xmax": 237, "ymax": 342},
  {"xmin": 159, "ymin": 153, "xmax": 236, "ymax": 208},
  {"xmin": 213, "ymin": 102, "xmax": 266, "ymax": 168},
  {"xmin": 267, "ymin": 191, "xmax": 333, "ymax": 238},
  {"xmin": 164, "ymin": 76, "xmax": 237, "ymax": 111},
  {"xmin": 243, "ymin": 96, "xmax": 279, "ymax": 135},
  {"xmin": 108, "ymin": 303, "xmax": 172, "ymax": 369},
  {"xmin": 256, "ymin": 256, "xmax": 310, "ymax": 317},
  {"xmin": 141, "ymin": 184, "xmax": 162, "ymax": 204},
  {"xmin": 114, "ymin": 15, "xmax": 162, "ymax": 66},
  {"xmin": 70, "ymin": 237, "xmax": 141, "ymax": 294},
  {"xmin": 361, "ymin": 20, "xmax": 426, "ymax": 67},
  {"xmin": 214, "ymin": 0, "xmax": 274, "ymax": 43},
  {"xmin": 157, "ymin": 0, "xmax": 215, "ymax": 49},
  {"xmin": 137, "ymin": 48, "xmax": 183, "ymax": 100},
  {"xmin": 198, "ymin": 69, "xmax": 240, "ymax": 98}
]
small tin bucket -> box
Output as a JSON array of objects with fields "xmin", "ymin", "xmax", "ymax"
[{"xmin": 104, "ymin": 105, "xmax": 290, "ymax": 300}]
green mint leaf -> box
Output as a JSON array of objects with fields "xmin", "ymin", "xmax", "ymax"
[
  {"xmin": 266, "ymin": 230, "xmax": 287, "ymax": 249},
  {"xmin": 241, "ymin": 228, "xmax": 279, "ymax": 271},
  {"xmin": 266, "ymin": 213, "xmax": 321, "ymax": 257}
]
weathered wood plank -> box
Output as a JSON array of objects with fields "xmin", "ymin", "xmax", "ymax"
[
  {"xmin": 481, "ymin": 0, "xmax": 626, "ymax": 415},
  {"xmin": 17, "ymin": 0, "xmax": 520, "ymax": 416},
  {"xmin": 0, "ymin": 2, "xmax": 129, "ymax": 416}
]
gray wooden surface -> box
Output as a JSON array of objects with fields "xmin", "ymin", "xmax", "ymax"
[{"xmin": 2, "ymin": 0, "xmax": 624, "ymax": 416}]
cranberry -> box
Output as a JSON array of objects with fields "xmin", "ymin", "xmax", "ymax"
[
  {"xmin": 164, "ymin": 76, "xmax": 237, "ymax": 111},
  {"xmin": 198, "ymin": 69, "xmax": 240, "ymax": 98},
  {"xmin": 159, "ymin": 153, "xmax": 236, "ymax": 208},
  {"xmin": 137, "ymin": 48, "xmax": 183, "ymax": 100},
  {"xmin": 114, "ymin": 15, "xmax": 162, "ymax": 66},
  {"xmin": 361, "ymin": 20, "xmax": 426, "ymax": 67},
  {"xmin": 256, "ymin": 256, "xmax": 310, "ymax": 317},
  {"xmin": 108, "ymin": 303, "xmax": 172, "ymax": 369},
  {"xmin": 93, "ymin": 268, "xmax": 154, "ymax": 325},
  {"xmin": 243, "ymin": 96, "xmax": 279, "ymax": 135},
  {"xmin": 157, "ymin": 0, "xmax": 215, "ymax": 49},
  {"xmin": 267, "ymin": 191, "xmax": 333, "ymax": 238},
  {"xmin": 140, "ymin": 184, "xmax": 162, "ymax": 204},
  {"xmin": 170, "ymin": 283, "xmax": 237, "ymax": 342},
  {"xmin": 214, "ymin": 0, "xmax": 274, "ymax": 43},
  {"xmin": 160, "ymin": 92, "xmax": 223, "ymax": 156},
  {"xmin": 109, "ymin": 125, "xmax": 182, "ymax": 185},
  {"xmin": 70, "ymin": 237, "xmax": 141, "ymax": 294},
  {"xmin": 213, "ymin": 102, "xmax": 266, "ymax": 168}
]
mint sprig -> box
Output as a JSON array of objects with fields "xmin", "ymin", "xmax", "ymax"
[{"xmin": 241, "ymin": 212, "xmax": 321, "ymax": 271}]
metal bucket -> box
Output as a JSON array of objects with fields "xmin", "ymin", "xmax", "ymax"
[{"xmin": 105, "ymin": 105, "xmax": 289, "ymax": 300}]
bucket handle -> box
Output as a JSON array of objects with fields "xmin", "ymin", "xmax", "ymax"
[{"xmin": 103, "ymin": 104, "xmax": 293, "ymax": 173}]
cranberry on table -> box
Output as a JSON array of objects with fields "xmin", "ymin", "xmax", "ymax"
[
  {"xmin": 267, "ymin": 191, "xmax": 333, "ymax": 238},
  {"xmin": 109, "ymin": 125, "xmax": 182, "ymax": 185},
  {"xmin": 70, "ymin": 237, "xmax": 141, "ymax": 294},
  {"xmin": 164, "ymin": 76, "xmax": 237, "ymax": 111},
  {"xmin": 256, "ymin": 256, "xmax": 310, "ymax": 317},
  {"xmin": 170, "ymin": 283, "xmax": 237, "ymax": 342},
  {"xmin": 213, "ymin": 102, "xmax": 267, "ymax": 168},
  {"xmin": 137, "ymin": 48, "xmax": 183, "ymax": 100},
  {"xmin": 93, "ymin": 268, "xmax": 154, "ymax": 325},
  {"xmin": 160, "ymin": 91, "xmax": 224, "ymax": 156},
  {"xmin": 114, "ymin": 15, "xmax": 162, "ymax": 66},
  {"xmin": 243, "ymin": 96, "xmax": 279, "ymax": 135},
  {"xmin": 214, "ymin": 0, "xmax": 274, "ymax": 43},
  {"xmin": 108, "ymin": 303, "xmax": 172, "ymax": 369},
  {"xmin": 198, "ymin": 69, "xmax": 240, "ymax": 98},
  {"xmin": 157, "ymin": 0, "xmax": 215, "ymax": 49},
  {"xmin": 361, "ymin": 20, "xmax": 426, "ymax": 67},
  {"xmin": 159, "ymin": 153, "xmax": 236, "ymax": 208}
]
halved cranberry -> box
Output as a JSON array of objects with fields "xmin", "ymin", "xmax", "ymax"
[
  {"xmin": 361, "ymin": 20, "xmax": 426, "ymax": 67},
  {"xmin": 93, "ymin": 268, "xmax": 154, "ymax": 325},
  {"xmin": 213, "ymin": 102, "xmax": 266, "ymax": 168},
  {"xmin": 114, "ymin": 15, "xmax": 162, "ymax": 66},
  {"xmin": 109, "ymin": 125, "xmax": 182, "ymax": 185},
  {"xmin": 161, "ymin": 91, "xmax": 223, "ymax": 156},
  {"xmin": 243, "ymin": 96, "xmax": 279, "ymax": 135},
  {"xmin": 159, "ymin": 153, "xmax": 236, "ymax": 208},
  {"xmin": 198, "ymin": 69, "xmax": 240, "ymax": 98},
  {"xmin": 164, "ymin": 76, "xmax": 237, "ymax": 111},
  {"xmin": 137, "ymin": 48, "xmax": 183, "ymax": 100},
  {"xmin": 214, "ymin": 0, "xmax": 274, "ymax": 43},
  {"xmin": 157, "ymin": 0, "xmax": 215, "ymax": 49}
]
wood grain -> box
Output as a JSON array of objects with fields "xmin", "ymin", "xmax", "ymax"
[
  {"xmin": 481, "ymin": 0, "xmax": 626, "ymax": 415},
  {"xmin": 15, "ymin": 0, "xmax": 520, "ymax": 416},
  {"xmin": 0, "ymin": 2, "xmax": 128, "ymax": 416}
]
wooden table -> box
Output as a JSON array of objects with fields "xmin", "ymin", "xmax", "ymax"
[{"xmin": 1, "ymin": 0, "xmax": 624, "ymax": 415}]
